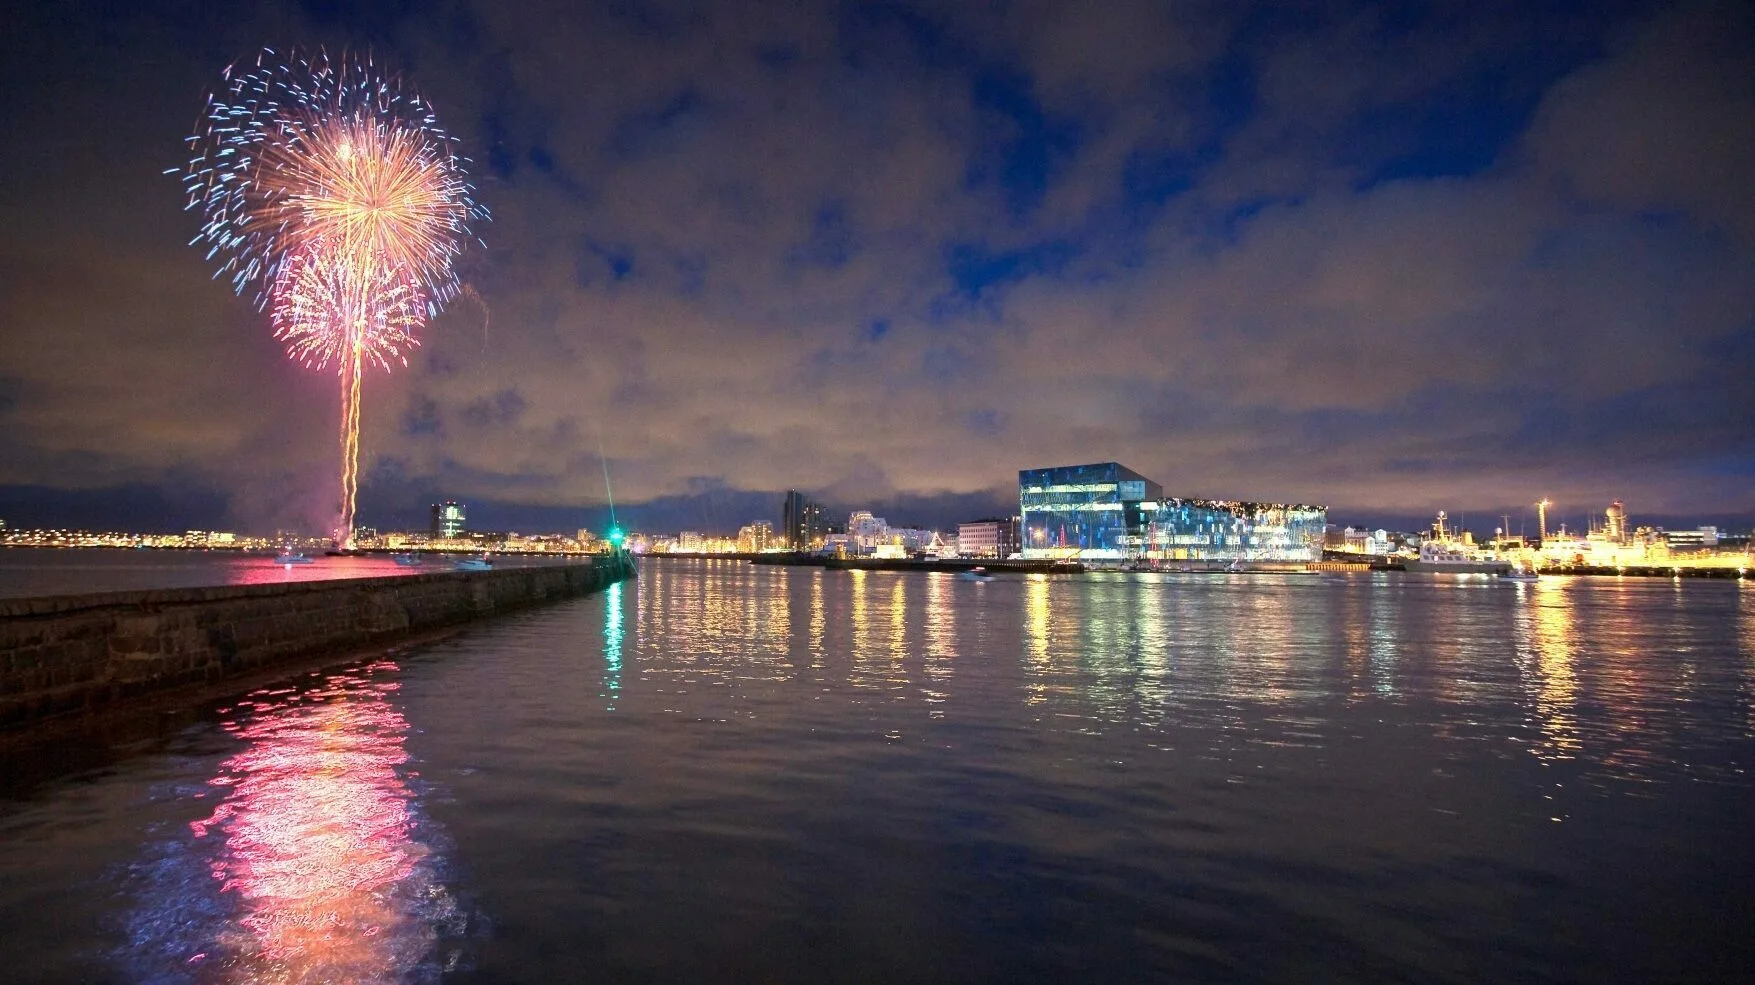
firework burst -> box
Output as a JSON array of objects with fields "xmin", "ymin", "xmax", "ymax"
[
  {"xmin": 182, "ymin": 48, "xmax": 485, "ymax": 311},
  {"xmin": 270, "ymin": 246, "xmax": 424, "ymax": 373},
  {"xmin": 180, "ymin": 48, "xmax": 486, "ymax": 546}
]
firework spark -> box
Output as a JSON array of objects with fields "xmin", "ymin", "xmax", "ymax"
[
  {"xmin": 180, "ymin": 49, "xmax": 486, "ymax": 546},
  {"xmin": 271, "ymin": 246, "xmax": 424, "ymax": 373}
]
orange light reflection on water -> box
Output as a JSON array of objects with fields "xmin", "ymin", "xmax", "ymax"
[
  {"xmin": 1518, "ymin": 579, "xmax": 1582, "ymax": 763},
  {"xmin": 1741, "ymin": 580, "xmax": 1755, "ymax": 735},
  {"xmin": 923, "ymin": 574, "xmax": 954, "ymax": 718},
  {"xmin": 1024, "ymin": 575, "xmax": 1051, "ymax": 705}
]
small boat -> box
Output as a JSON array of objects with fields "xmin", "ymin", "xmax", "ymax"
[
  {"xmin": 392, "ymin": 553, "xmax": 422, "ymax": 566},
  {"xmin": 455, "ymin": 555, "xmax": 493, "ymax": 571},
  {"xmin": 273, "ymin": 551, "xmax": 315, "ymax": 565},
  {"xmin": 958, "ymin": 566, "xmax": 994, "ymax": 581},
  {"xmin": 1500, "ymin": 561, "xmax": 1540, "ymax": 583}
]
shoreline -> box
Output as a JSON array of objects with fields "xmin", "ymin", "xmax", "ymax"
[{"xmin": 656, "ymin": 553, "xmax": 1752, "ymax": 579}]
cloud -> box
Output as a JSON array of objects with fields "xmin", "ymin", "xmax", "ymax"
[
  {"xmin": 1522, "ymin": 2, "xmax": 1755, "ymax": 242},
  {"xmin": 1, "ymin": 0, "xmax": 1751, "ymax": 535}
]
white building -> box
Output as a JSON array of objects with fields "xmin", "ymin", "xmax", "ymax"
[{"xmin": 847, "ymin": 511, "xmax": 889, "ymax": 550}]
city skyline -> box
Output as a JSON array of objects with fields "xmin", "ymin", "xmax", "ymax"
[
  {"xmin": 2, "ymin": 487, "xmax": 1743, "ymax": 548},
  {"xmin": 3, "ymin": 2, "xmax": 1752, "ymax": 537}
]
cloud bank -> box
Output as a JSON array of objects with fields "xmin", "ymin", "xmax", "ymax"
[{"xmin": 1, "ymin": 0, "xmax": 1751, "ymax": 533}]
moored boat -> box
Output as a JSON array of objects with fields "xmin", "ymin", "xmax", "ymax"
[
  {"xmin": 1402, "ymin": 512, "xmax": 1511, "ymax": 575},
  {"xmin": 1499, "ymin": 560, "xmax": 1540, "ymax": 582}
]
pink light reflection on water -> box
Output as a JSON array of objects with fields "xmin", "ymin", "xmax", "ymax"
[
  {"xmin": 223, "ymin": 555, "xmax": 433, "ymax": 587},
  {"xmin": 129, "ymin": 661, "xmax": 461, "ymax": 983}
]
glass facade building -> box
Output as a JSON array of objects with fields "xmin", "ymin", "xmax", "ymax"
[
  {"xmin": 1019, "ymin": 463, "xmax": 1326, "ymax": 562},
  {"xmin": 430, "ymin": 501, "xmax": 466, "ymax": 539},
  {"xmin": 1018, "ymin": 463, "xmax": 1162, "ymax": 558}
]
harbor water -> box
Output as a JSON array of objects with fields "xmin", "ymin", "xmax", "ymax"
[{"xmin": 2, "ymin": 557, "xmax": 1753, "ymax": 982}]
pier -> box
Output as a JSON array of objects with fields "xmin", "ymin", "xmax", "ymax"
[{"xmin": 0, "ymin": 555, "xmax": 635, "ymax": 733}]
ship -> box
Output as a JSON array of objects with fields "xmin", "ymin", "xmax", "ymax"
[{"xmin": 1402, "ymin": 512, "xmax": 1512, "ymax": 575}]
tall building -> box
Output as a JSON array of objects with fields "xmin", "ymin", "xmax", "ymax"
[
  {"xmin": 738, "ymin": 521, "xmax": 774, "ymax": 553},
  {"xmin": 781, "ymin": 490, "xmax": 825, "ymax": 550},
  {"xmin": 431, "ymin": 501, "xmax": 466, "ymax": 539},
  {"xmin": 1019, "ymin": 462, "xmax": 1325, "ymax": 561},
  {"xmin": 958, "ymin": 517, "xmax": 1021, "ymax": 558}
]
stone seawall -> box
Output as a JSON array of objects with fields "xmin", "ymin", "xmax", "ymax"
[{"xmin": 0, "ymin": 556, "xmax": 634, "ymax": 731}]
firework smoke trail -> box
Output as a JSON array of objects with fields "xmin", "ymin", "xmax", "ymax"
[{"xmin": 180, "ymin": 48, "xmax": 486, "ymax": 546}]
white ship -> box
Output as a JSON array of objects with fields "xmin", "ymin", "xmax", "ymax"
[{"xmin": 1403, "ymin": 512, "xmax": 1512, "ymax": 574}]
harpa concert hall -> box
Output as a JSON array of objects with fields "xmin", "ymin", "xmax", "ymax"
[{"xmin": 1019, "ymin": 463, "xmax": 1327, "ymax": 562}]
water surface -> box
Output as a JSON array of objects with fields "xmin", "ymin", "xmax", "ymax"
[{"xmin": 2, "ymin": 560, "xmax": 1752, "ymax": 982}]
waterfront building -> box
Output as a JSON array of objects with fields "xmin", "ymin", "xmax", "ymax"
[
  {"xmin": 1364, "ymin": 529, "xmax": 1400, "ymax": 555},
  {"xmin": 781, "ymin": 491, "xmax": 826, "ymax": 550},
  {"xmin": 1019, "ymin": 462, "xmax": 1325, "ymax": 561},
  {"xmin": 847, "ymin": 511, "xmax": 889, "ymax": 550},
  {"xmin": 888, "ymin": 527, "xmax": 937, "ymax": 554},
  {"xmin": 738, "ymin": 521, "xmax": 774, "ymax": 553},
  {"xmin": 957, "ymin": 517, "xmax": 1020, "ymax": 558},
  {"xmin": 1019, "ymin": 463, "xmax": 1161, "ymax": 558},
  {"xmin": 431, "ymin": 501, "xmax": 466, "ymax": 539}
]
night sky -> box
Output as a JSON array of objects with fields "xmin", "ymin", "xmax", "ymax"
[{"xmin": 2, "ymin": 1, "xmax": 1752, "ymax": 537}]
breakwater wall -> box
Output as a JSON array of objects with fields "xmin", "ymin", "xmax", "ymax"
[{"xmin": 0, "ymin": 556, "xmax": 634, "ymax": 731}]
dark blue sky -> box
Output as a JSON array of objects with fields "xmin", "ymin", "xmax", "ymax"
[{"xmin": 1, "ymin": 0, "xmax": 1751, "ymax": 536}]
